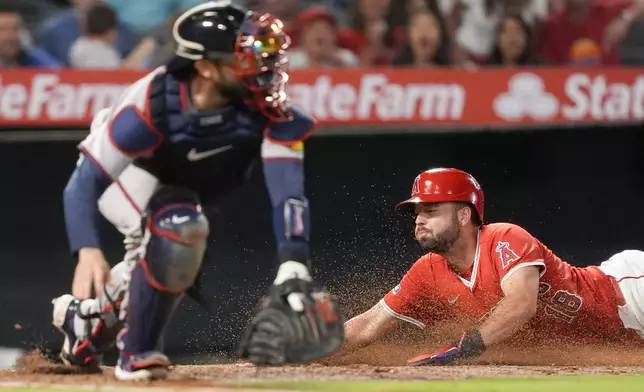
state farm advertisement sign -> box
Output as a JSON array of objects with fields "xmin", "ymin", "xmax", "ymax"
[
  {"xmin": 0, "ymin": 71, "xmax": 135, "ymax": 125},
  {"xmin": 0, "ymin": 68, "xmax": 642, "ymax": 128},
  {"xmin": 288, "ymin": 72, "xmax": 466, "ymax": 124}
]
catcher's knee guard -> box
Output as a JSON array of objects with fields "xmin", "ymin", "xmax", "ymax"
[{"xmin": 140, "ymin": 185, "xmax": 209, "ymax": 293}]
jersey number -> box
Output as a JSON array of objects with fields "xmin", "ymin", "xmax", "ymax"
[{"xmin": 538, "ymin": 283, "xmax": 584, "ymax": 323}]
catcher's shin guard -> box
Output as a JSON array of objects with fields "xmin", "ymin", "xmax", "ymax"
[
  {"xmin": 120, "ymin": 186, "xmax": 209, "ymax": 355},
  {"xmin": 238, "ymin": 275, "xmax": 345, "ymax": 365}
]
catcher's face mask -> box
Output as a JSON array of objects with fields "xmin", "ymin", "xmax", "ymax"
[{"xmin": 234, "ymin": 12, "xmax": 292, "ymax": 122}]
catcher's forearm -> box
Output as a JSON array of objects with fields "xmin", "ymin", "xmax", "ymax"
[
  {"xmin": 63, "ymin": 157, "xmax": 111, "ymax": 256},
  {"xmin": 262, "ymin": 147, "xmax": 310, "ymax": 266},
  {"xmin": 478, "ymin": 295, "xmax": 537, "ymax": 347}
]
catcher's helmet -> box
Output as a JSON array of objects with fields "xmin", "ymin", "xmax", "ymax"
[
  {"xmin": 168, "ymin": 1, "xmax": 292, "ymax": 121},
  {"xmin": 396, "ymin": 168, "xmax": 484, "ymax": 221}
]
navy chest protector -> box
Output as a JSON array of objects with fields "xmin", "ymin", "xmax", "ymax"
[{"xmin": 135, "ymin": 72, "xmax": 269, "ymax": 201}]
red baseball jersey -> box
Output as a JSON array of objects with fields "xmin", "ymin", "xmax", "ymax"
[{"xmin": 381, "ymin": 223, "xmax": 631, "ymax": 342}]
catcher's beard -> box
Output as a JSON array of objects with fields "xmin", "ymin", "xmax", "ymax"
[
  {"xmin": 208, "ymin": 62, "xmax": 248, "ymax": 104},
  {"xmin": 417, "ymin": 213, "xmax": 461, "ymax": 254},
  {"xmin": 214, "ymin": 78, "xmax": 247, "ymax": 104}
]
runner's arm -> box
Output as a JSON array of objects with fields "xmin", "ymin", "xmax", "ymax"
[
  {"xmin": 336, "ymin": 302, "xmax": 400, "ymax": 356},
  {"xmin": 478, "ymin": 265, "xmax": 540, "ymax": 346}
]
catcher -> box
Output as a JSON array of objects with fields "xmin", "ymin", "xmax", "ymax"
[
  {"xmin": 50, "ymin": 1, "xmax": 343, "ymax": 381},
  {"xmin": 333, "ymin": 167, "xmax": 644, "ymax": 365}
]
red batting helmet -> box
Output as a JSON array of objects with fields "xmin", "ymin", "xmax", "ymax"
[{"xmin": 396, "ymin": 168, "xmax": 484, "ymax": 221}]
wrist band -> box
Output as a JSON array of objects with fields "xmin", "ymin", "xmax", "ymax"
[{"xmin": 458, "ymin": 329, "xmax": 486, "ymax": 357}]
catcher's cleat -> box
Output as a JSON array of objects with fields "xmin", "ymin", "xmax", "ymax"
[
  {"xmin": 51, "ymin": 294, "xmax": 102, "ymax": 370},
  {"xmin": 114, "ymin": 351, "xmax": 171, "ymax": 381}
]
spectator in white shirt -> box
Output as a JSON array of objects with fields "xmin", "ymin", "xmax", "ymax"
[
  {"xmin": 439, "ymin": 0, "xmax": 549, "ymax": 66},
  {"xmin": 69, "ymin": 2, "xmax": 121, "ymax": 68}
]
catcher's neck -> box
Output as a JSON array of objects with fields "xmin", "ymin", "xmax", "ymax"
[{"xmin": 189, "ymin": 75, "xmax": 227, "ymax": 110}]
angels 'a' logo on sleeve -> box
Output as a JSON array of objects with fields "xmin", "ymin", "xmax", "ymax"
[
  {"xmin": 392, "ymin": 283, "xmax": 401, "ymax": 294},
  {"xmin": 496, "ymin": 241, "xmax": 520, "ymax": 269}
]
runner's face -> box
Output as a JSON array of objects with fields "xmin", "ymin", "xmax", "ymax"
[{"xmin": 414, "ymin": 203, "xmax": 461, "ymax": 253}]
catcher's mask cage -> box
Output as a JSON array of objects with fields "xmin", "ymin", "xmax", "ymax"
[{"xmin": 171, "ymin": 1, "xmax": 293, "ymax": 122}]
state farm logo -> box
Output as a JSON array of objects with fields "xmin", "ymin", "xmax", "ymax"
[
  {"xmin": 493, "ymin": 73, "xmax": 559, "ymax": 121},
  {"xmin": 494, "ymin": 72, "xmax": 644, "ymax": 123}
]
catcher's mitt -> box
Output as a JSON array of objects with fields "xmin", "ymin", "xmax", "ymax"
[{"xmin": 238, "ymin": 278, "xmax": 344, "ymax": 366}]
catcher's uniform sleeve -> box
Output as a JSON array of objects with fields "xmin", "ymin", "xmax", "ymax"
[
  {"xmin": 63, "ymin": 70, "xmax": 163, "ymax": 255},
  {"xmin": 490, "ymin": 224, "xmax": 547, "ymax": 287},
  {"xmin": 261, "ymin": 104, "xmax": 316, "ymax": 264},
  {"xmin": 264, "ymin": 103, "xmax": 316, "ymax": 144},
  {"xmin": 380, "ymin": 256, "xmax": 434, "ymax": 329}
]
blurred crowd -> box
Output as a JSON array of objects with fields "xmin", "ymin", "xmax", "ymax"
[{"xmin": 1, "ymin": 0, "xmax": 643, "ymax": 70}]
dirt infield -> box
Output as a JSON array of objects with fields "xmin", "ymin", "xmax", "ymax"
[
  {"xmin": 5, "ymin": 316, "xmax": 644, "ymax": 388},
  {"xmin": 3, "ymin": 360, "xmax": 644, "ymax": 389},
  {"xmin": 3, "ymin": 363, "xmax": 644, "ymax": 386},
  {"xmin": 3, "ymin": 341, "xmax": 644, "ymax": 390}
]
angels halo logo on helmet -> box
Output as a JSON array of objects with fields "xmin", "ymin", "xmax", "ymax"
[
  {"xmin": 396, "ymin": 168, "xmax": 485, "ymax": 222},
  {"xmin": 169, "ymin": 0, "xmax": 293, "ymax": 122}
]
